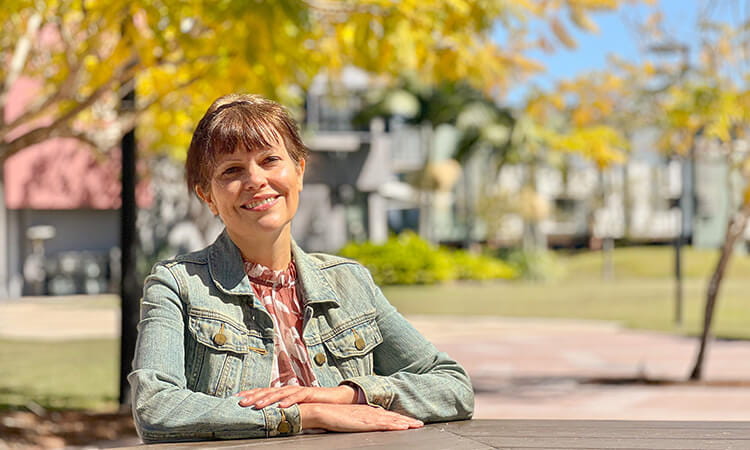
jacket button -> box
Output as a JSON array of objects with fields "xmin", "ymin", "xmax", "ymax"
[
  {"xmin": 277, "ymin": 421, "xmax": 291, "ymax": 433},
  {"xmin": 314, "ymin": 352, "xmax": 326, "ymax": 366},
  {"xmin": 354, "ymin": 337, "xmax": 366, "ymax": 350},
  {"xmin": 213, "ymin": 333, "xmax": 227, "ymax": 346}
]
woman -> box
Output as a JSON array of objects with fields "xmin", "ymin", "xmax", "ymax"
[{"xmin": 128, "ymin": 94, "xmax": 474, "ymax": 443}]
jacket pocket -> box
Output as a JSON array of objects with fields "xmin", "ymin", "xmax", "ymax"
[
  {"xmin": 322, "ymin": 316, "xmax": 383, "ymax": 378},
  {"xmin": 186, "ymin": 308, "xmax": 250, "ymax": 397}
]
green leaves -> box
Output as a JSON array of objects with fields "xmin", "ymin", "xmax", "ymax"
[{"xmin": 339, "ymin": 231, "xmax": 517, "ymax": 285}]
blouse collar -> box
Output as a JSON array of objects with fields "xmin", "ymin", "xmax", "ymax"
[{"xmin": 242, "ymin": 258, "xmax": 297, "ymax": 289}]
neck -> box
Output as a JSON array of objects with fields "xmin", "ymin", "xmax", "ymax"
[{"xmin": 227, "ymin": 227, "xmax": 293, "ymax": 270}]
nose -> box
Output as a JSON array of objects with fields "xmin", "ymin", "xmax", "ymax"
[{"xmin": 241, "ymin": 164, "xmax": 267, "ymax": 190}]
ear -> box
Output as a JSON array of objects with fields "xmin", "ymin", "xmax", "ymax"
[
  {"xmin": 196, "ymin": 186, "xmax": 219, "ymax": 216},
  {"xmin": 296, "ymin": 158, "xmax": 306, "ymax": 189}
]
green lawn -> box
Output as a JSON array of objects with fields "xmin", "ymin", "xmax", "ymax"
[
  {"xmin": 559, "ymin": 245, "xmax": 750, "ymax": 280},
  {"xmin": 385, "ymin": 246, "xmax": 750, "ymax": 339},
  {"xmin": 0, "ymin": 339, "xmax": 119, "ymax": 410},
  {"xmin": 385, "ymin": 278, "xmax": 750, "ymax": 339},
  {"xmin": 1, "ymin": 246, "xmax": 748, "ymax": 411}
]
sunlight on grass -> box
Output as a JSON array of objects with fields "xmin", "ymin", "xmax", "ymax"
[
  {"xmin": 385, "ymin": 278, "xmax": 750, "ymax": 339},
  {"xmin": 559, "ymin": 246, "xmax": 750, "ymax": 280},
  {"xmin": 0, "ymin": 339, "xmax": 119, "ymax": 411}
]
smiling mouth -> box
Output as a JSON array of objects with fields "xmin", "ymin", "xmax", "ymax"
[{"xmin": 242, "ymin": 196, "xmax": 279, "ymax": 209}]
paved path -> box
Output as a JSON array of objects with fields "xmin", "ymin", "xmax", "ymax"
[
  {"xmin": 1, "ymin": 297, "xmax": 749, "ymax": 422},
  {"xmin": 408, "ymin": 316, "xmax": 750, "ymax": 421}
]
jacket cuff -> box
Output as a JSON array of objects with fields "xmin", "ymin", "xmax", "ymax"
[
  {"xmin": 262, "ymin": 404, "xmax": 301, "ymax": 437},
  {"xmin": 340, "ymin": 376, "xmax": 395, "ymax": 409}
]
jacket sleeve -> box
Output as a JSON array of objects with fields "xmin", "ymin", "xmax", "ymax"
[
  {"xmin": 341, "ymin": 268, "xmax": 474, "ymax": 423},
  {"xmin": 128, "ymin": 263, "xmax": 300, "ymax": 443}
]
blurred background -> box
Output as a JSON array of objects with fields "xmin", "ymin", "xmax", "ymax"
[{"xmin": 2, "ymin": 0, "xmax": 750, "ymax": 447}]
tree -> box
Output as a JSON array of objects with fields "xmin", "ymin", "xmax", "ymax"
[
  {"xmin": 519, "ymin": 70, "xmax": 633, "ymax": 263},
  {"xmin": 670, "ymin": 40, "xmax": 750, "ymax": 380},
  {"xmin": 630, "ymin": 11, "xmax": 750, "ymax": 380}
]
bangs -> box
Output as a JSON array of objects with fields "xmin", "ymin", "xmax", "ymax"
[{"xmin": 206, "ymin": 106, "xmax": 284, "ymax": 160}]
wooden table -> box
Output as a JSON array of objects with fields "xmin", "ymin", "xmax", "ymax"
[{"xmin": 127, "ymin": 419, "xmax": 750, "ymax": 449}]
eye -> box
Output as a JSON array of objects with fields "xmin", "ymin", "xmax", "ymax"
[
  {"xmin": 220, "ymin": 166, "xmax": 242, "ymax": 176},
  {"xmin": 262, "ymin": 155, "xmax": 282, "ymax": 164}
]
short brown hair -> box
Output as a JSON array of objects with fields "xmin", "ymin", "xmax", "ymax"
[{"xmin": 185, "ymin": 93, "xmax": 308, "ymax": 195}]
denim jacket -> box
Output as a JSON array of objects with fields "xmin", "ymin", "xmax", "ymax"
[{"xmin": 128, "ymin": 230, "xmax": 474, "ymax": 443}]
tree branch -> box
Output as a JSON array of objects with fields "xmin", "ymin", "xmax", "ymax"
[
  {"xmin": 0, "ymin": 14, "xmax": 113, "ymax": 138},
  {"xmin": 0, "ymin": 11, "xmax": 44, "ymax": 129},
  {"xmin": 1, "ymin": 57, "xmax": 137, "ymax": 164}
]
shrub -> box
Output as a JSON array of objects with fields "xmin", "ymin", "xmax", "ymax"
[
  {"xmin": 451, "ymin": 250, "xmax": 517, "ymax": 281},
  {"xmin": 339, "ymin": 231, "xmax": 517, "ymax": 285}
]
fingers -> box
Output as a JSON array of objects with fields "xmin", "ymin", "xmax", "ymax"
[
  {"xmin": 276, "ymin": 388, "xmax": 311, "ymax": 408},
  {"xmin": 307, "ymin": 404, "xmax": 424, "ymax": 432},
  {"xmin": 368, "ymin": 408, "xmax": 423, "ymax": 430},
  {"xmin": 236, "ymin": 386, "xmax": 306, "ymax": 408},
  {"xmin": 236, "ymin": 386, "xmax": 352, "ymax": 408}
]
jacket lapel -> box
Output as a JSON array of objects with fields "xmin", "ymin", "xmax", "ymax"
[{"xmin": 291, "ymin": 240, "xmax": 340, "ymax": 307}]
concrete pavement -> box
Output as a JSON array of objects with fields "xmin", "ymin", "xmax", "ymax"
[
  {"xmin": 1, "ymin": 297, "xmax": 748, "ymax": 422},
  {"xmin": 409, "ymin": 316, "xmax": 750, "ymax": 421}
]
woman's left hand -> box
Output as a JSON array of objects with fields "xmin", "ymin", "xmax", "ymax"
[{"xmin": 236, "ymin": 385, "xmax": 358, "ymax": 409}]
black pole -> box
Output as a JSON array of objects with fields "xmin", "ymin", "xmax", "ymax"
[
  {"xmin": 674, "ymin": 153, "xmax": 689, "ymax": 327},
  {"xmin": 119, "ymin": 87, "xmax": 139, "ymax": 406},
  {"xmin": 674, "ymin": 220, "xmax": 683, "ymax": 326}
]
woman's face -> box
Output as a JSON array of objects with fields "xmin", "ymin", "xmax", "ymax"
[{"xmin": 197, "ymin": 138, "xmax": 305, "ymax": 242}]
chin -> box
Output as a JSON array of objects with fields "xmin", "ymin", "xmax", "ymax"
[{"xmin": 253, "ymin": 218, "xmax": 292, "ymax": 234}]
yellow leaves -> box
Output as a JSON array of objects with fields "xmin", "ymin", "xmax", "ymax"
[
  {"xmin": 339, "ymin": 22, "xmax": 356, "ymax": 48},
  {"xmin": 568, "ymin": 0, "xmax": 618, "ymax": 9},
  {"xmin": 444, "ymin": 0, "xmax": 471, "ymax": 16},
  {"xmin": 569, "ymin": 7, "xmax": 598, "ymax": 33},
  {"xmin": 660, "ymin": 83, "xmax": 747, "ymax": 153},
  {"xmin": 548, "ymin": 93, "xmax": 565, "ymax": 110},
  {"xmin": 571, "ymin": 107, "xmax": 593, "ymax": 127},
  {"xmin": 642, "ymin": 61, "xmax": 657, "ymax": 76},
  {"xmin": 546, "ymin": 125, "xmax": 628, "ymax": 168},
  {"xmin": 83, "ymin": 54, "xmax": 99, "ymax": 72},
  {"xmin": 3, "ymin": 0, "xmax": 656, "ymax": 160},
  {"xmin": 522, "ymin": 65, "xmax": 639, "ymax": 168},
  {"xmin": 551, "ymin": 18, "xmax": 577, "ymax": 48}
]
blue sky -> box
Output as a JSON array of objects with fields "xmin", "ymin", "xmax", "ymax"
[{"xmin": 501, "ymin": 0, "xmax": 743, "ymax": 103}]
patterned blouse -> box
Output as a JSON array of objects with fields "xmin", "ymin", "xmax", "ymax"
[{"xmin": 243, "ymin": 258, "xmax": 318, "ymax": 388}]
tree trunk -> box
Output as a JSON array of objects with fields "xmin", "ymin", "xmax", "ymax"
[{"xmin": 689, "ymin": 202, "xmax": 750, "ymax": 380}]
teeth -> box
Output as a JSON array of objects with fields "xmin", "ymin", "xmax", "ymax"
[{"xmin": 244, "ymin": 197, "xmax": 276, "ymax": 209}]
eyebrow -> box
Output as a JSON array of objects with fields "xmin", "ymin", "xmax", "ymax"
[{"xmin": 216, "ymin": 147, "xmax": 279, "ymax": 165}]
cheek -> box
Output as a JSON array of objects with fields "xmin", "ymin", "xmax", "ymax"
[{"xmin": 214, "ymin": 180, "xmax": 243, "ymax": 197}]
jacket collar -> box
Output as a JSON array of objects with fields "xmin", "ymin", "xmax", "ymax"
[
  {"xmin": 207, "ymin": 229, "xmax": 254, "ymax": 296},
  {"xmin": 291, "ymin": 239, "xmax": 340, "ymax": 306},
  {"xmin": 208, "ymin": 229, "xmax": 340, "ymax": 307}
]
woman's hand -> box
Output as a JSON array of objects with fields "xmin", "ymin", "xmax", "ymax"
[
  {"xmin": 236, "ymin": 385, "xmax": 357, "ymax": 409},
  {"xmin": 299, "ymin": 403, "xmax": 424, "ymax": 432}
]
